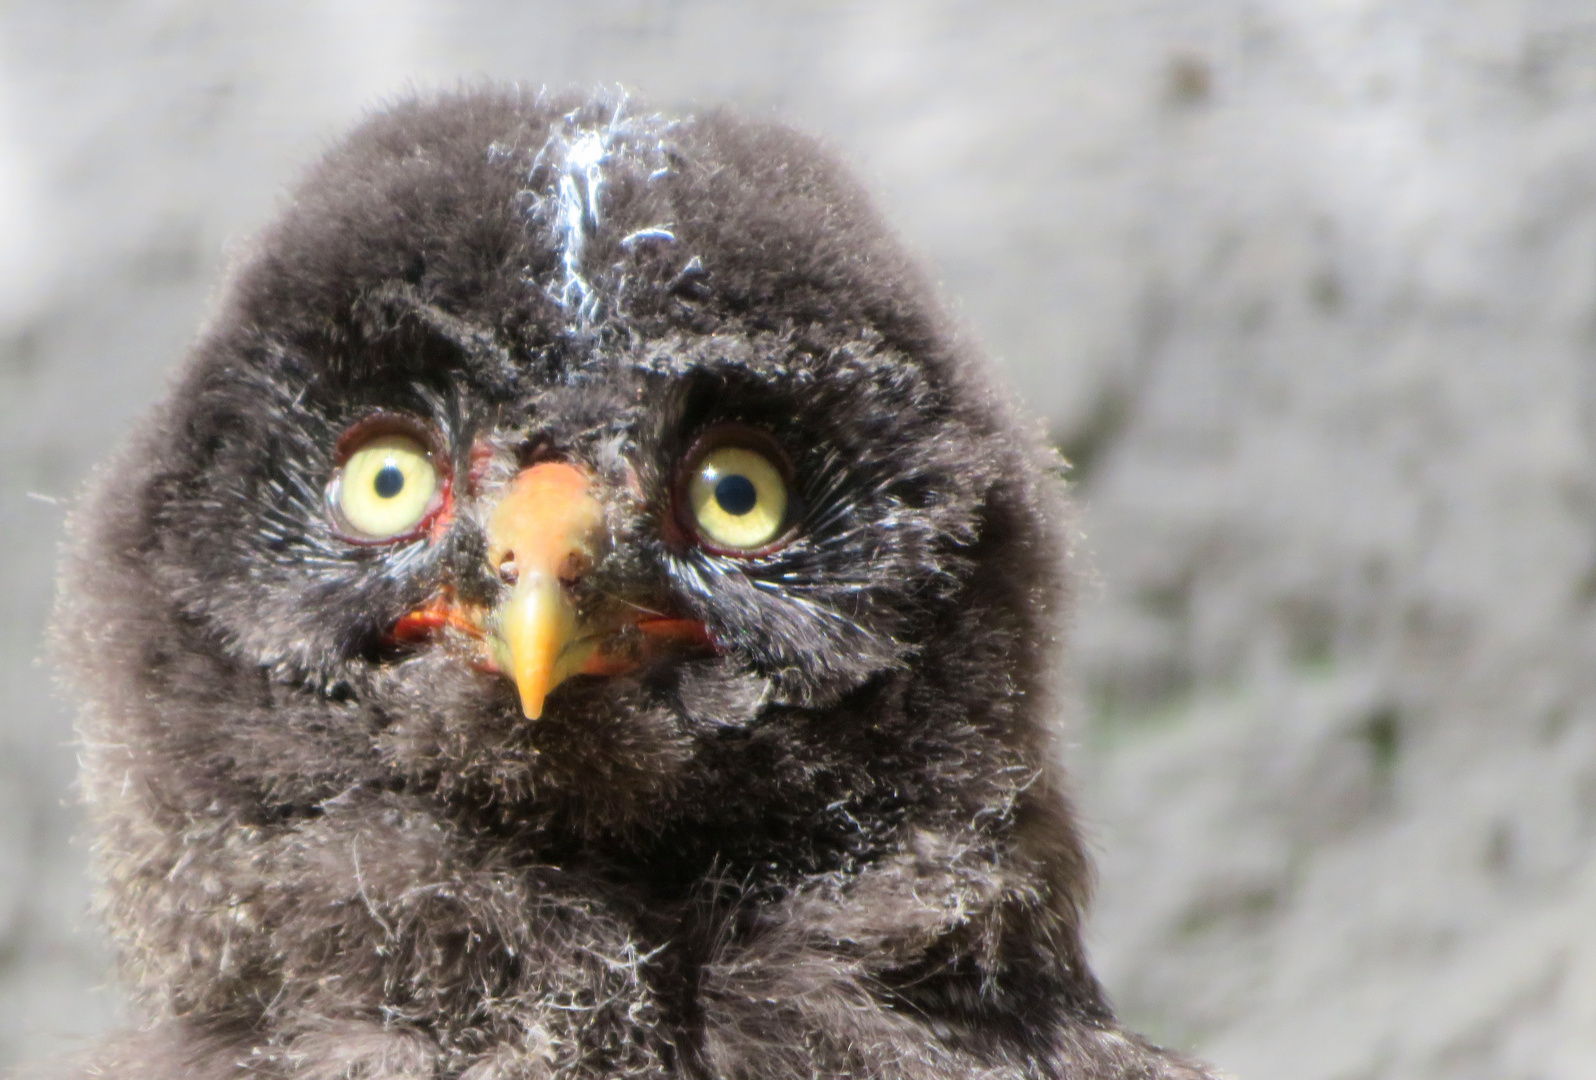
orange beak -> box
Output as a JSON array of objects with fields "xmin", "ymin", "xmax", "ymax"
[
  {"xmin": 387, "ymin": 458, "xmax": 719, "ymax": 718},
  {"xmin": 484, "ymin": 461, "xmax": 606, "ymax": 719}
]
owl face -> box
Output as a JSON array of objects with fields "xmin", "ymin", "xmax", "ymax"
[{"xmin": 76, "ymin": 91, "xmax": 1055, "ymax": 844}]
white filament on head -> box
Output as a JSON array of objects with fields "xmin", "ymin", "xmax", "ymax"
[{"xmin": 520, "ymin": 91, "xmax": 682, "ymax": 333}]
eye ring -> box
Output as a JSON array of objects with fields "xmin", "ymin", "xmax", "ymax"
[
  {"xmin": 673, "ymin": 423, "xmax": 799, "ymax": 558},
  {"xmin": 327, "ymin": 414, "xmax": 452, "ymax": 545}
]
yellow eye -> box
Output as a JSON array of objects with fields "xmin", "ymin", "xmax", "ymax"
[
  {"xmin": 687, "ymin": 445, "xmax": 790, "ymax": 553},
  {"xmin": 335, "ymin": 434, "xmax": 440, "ymax": 540}
]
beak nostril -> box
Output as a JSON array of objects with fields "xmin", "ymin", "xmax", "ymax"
[
  {"xmin": 498, "ymin": 555, "xmax": 519, "ymax": 585},
  {"xmin": 559, "ymin": 551, "xmax": 592, "ymax": 586}
]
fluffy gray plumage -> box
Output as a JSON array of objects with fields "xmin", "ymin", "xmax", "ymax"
[{"xmin": 51, "ymin": 88, "xmax": 1221, "ymax": 1080}]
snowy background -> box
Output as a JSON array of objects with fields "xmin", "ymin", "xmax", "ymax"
[{"xmin": 4, "ymin": 2, "xmax": 1596, "ymax": 1077}]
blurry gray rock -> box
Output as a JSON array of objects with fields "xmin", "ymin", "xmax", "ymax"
[{"xmin": 2, "ymin": 1, "xmax": 1594, "ymax": 1076}]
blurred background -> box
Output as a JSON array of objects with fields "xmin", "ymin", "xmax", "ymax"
[{"xmin": 3, "ymin": 1, "xmax": 1596, "ymax": 1077}]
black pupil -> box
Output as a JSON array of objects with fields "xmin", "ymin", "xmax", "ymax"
[
  {"xmin": 374, "ymin": 464, "xmax": 406, "ymax": 499},
  {"xmin": 714, "ymin": 474, "xmax": 758, "ymax": 516}
]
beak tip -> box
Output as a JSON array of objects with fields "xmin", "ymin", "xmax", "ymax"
[{"xmin": 513, "ymin": 668, "xmax": 551, "ymax": 721}]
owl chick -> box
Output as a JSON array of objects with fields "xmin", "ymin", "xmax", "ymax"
[{"xmin": 52, "ymin": 88, "xmax": 1220, "ymax": 1080}]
